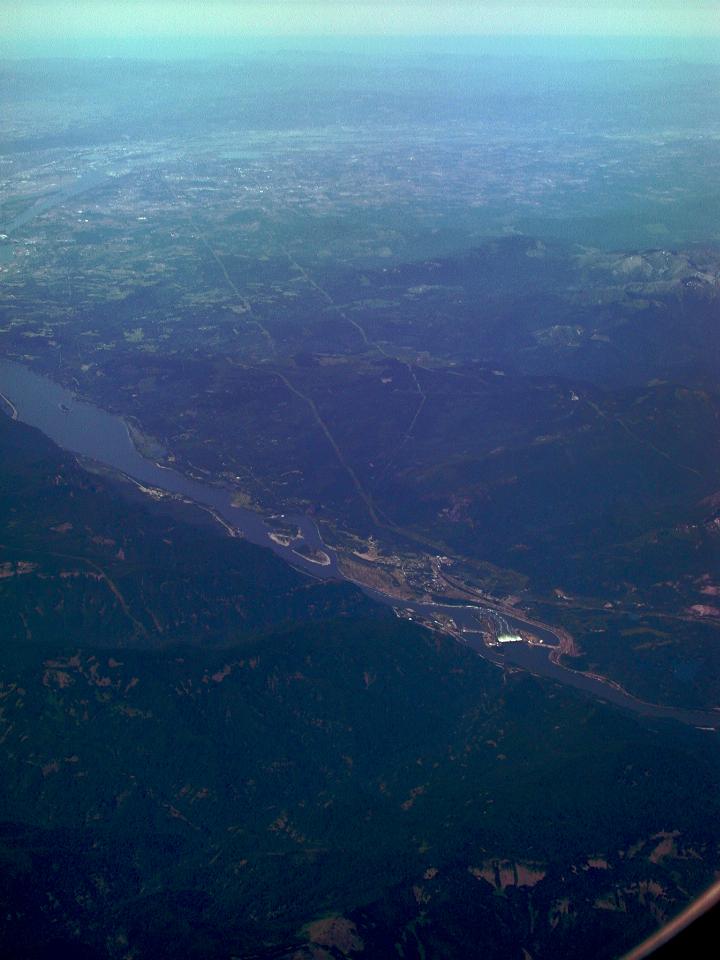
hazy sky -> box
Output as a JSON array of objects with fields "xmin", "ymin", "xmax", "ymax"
[{"xmin": 3, "ymin": 1, "xmax": 720, "ymax": 40}]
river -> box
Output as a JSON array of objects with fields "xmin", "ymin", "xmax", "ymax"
[
  {"xmin": 1, "ymin": 168, "xmax": 120, "ymax": 265},
  {"xmin": 1, "ymin": 169, "xmax": 116, "ymax": 236},
  {"xmin": 1, "ymin": 357, "xmax": 718, "ymax": 731}
]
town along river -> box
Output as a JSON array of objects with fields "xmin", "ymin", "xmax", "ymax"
[{"xmin": 1, "ymin": 357, "xmax": 719, "ymax": 731}]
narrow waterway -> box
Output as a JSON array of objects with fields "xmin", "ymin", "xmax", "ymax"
[{"xmin": 1, "ymin": 357, "xmax": 718, "ymax": 730}]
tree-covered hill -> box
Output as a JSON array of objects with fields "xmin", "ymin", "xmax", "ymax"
[{"xmin": 2, "ymin": 414, "xmax": 720, "ymax": 959}]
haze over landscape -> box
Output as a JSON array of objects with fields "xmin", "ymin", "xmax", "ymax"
[{"xmin": 1, "ymin": 3, "xmax": 719, "ymax": 959}]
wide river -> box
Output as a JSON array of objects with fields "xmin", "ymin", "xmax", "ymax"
[{"xmin": 1, "ymin": 358, "xmax": 718, "ymax": 731}]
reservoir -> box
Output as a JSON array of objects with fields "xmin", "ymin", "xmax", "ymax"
[{"xmin": 0, "ymin": 358, "xmax": 337, "ymax": 579}]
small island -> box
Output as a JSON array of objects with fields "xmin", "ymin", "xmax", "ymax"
[{"xmin": 292, "ymin": 542, "xmax": 331, "ymax": 566}]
